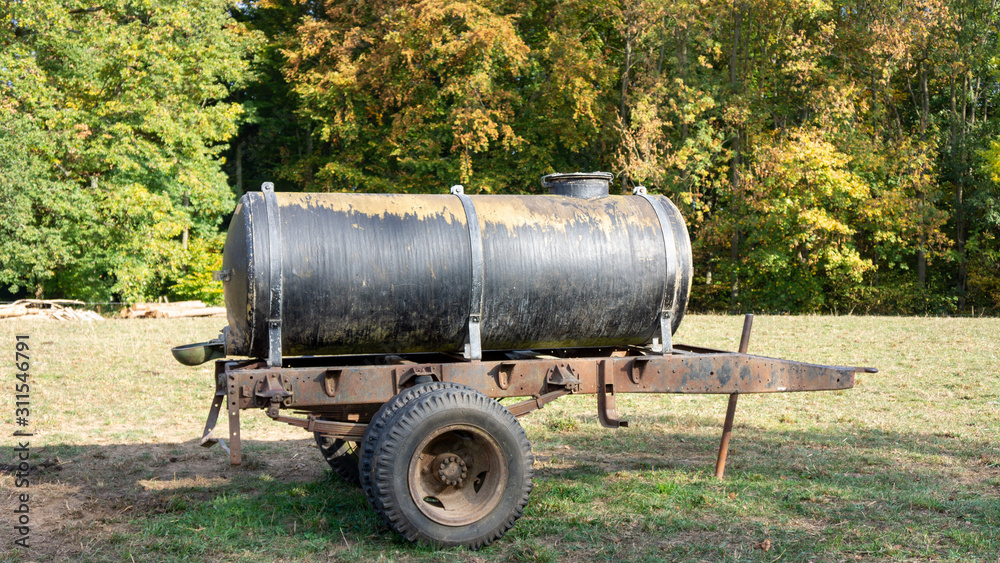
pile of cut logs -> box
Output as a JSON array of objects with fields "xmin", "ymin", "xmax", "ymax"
[
  {"xmin": 0, "ymin": 299, "xmax": 104, "ymax": 321},
  {"xmin": 119, "ymin": 300, "xmax": 226, "ymax": 318},
  {"xmin": 1, "ymin": 299, "xmax": 226, "ymax": 320}
]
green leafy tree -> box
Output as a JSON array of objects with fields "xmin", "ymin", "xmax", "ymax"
[
  {"xmin": 0, "ymin": 111, "xmax": 84, "ymax": 297},
  {"xmin": 0, "ymin": 0, "xmax": 261, "ymax": 302}
]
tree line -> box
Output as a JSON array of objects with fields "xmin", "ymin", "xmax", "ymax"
[{"xmin": 2, "ymin": 0, "xmax": 999, "ymax": 314}]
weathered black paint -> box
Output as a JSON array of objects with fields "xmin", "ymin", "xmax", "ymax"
[{"xmin": 222, "ymin": 189, "xmax": 693, "ymax": 359}]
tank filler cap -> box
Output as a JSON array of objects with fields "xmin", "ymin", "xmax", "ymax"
[{"xmin": 541, "ymin": 172, "xmax": 613, "ymax": 199}]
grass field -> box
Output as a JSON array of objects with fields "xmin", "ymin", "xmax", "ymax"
[{"xmin": 1, "ymin": 315, "xmax": 998, "ymax": 562}]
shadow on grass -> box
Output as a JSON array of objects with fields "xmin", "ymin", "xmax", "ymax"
[
  {"xmin": 525, "ymin": 425, "xmax": 1000, "ymax": 560},
  {"xmin": 6, "ymin": 425, "xmax": 999, "ymax": 562}
]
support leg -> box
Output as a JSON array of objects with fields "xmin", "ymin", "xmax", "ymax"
[
  {"xmin": 227, "ymin": 372, "xmax": 242, "ymax": 465},
  {"xmin": 200, "ymin": 392, "xmax": 225, "ymax": 447},
  {"xmin": 714, "ymin": 393, "xmax": 739, "ymax": 478},
  {"xmin": 714, "ymin": 314, "xmax": 753, "ymax": 479}
]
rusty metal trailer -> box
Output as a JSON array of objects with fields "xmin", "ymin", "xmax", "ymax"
[
  {"xmin": 188, "ymin": 315, "xmax": 872, "ymax": 548},
  {"xmin": 174, "ymin": 174, "xmax": 874, "ymax": 549}
]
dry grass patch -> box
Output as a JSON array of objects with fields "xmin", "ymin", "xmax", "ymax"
[{"xmin": 1, "ymin": 314, "xmax": 998, "ymax": 562}]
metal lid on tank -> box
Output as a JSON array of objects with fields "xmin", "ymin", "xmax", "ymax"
[{"xmin": 541, "ymin": 172, "xmax": 613, "ymax": 199}]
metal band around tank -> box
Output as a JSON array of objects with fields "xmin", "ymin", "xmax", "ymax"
[
  {"xmin": 635, "ymin": 188, "xmax": 678, "ymax": 354},
  {"xmin": 261, "ymin": 182, "xmax": 283, "ymax": 367},
  {"xmin": 451, "ymin": 185, "xmax": 485, "ymax": 360}
]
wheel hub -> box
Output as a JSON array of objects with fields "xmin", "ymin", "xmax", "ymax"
[
  {"xmin": 408, "ymin": 424, "xmax": 507, "ymax": 526},
  {"xmin": 432, "ymin": 453, "xmax": 468, "ymax": 487}
]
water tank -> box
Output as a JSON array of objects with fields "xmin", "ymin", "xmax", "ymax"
[{"xmin": 220, "ymin": 174, "xmax": 692, "ymax": 359}]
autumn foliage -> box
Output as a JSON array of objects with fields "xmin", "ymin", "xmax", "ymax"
[{"xmin": 2, "ymin": 0, "xmax": 999, "ymax": 313}]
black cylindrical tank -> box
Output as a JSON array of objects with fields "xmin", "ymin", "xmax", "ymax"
[{"xmin": 221, "ymin": 174, "xmax": 692, "ymax": 358}]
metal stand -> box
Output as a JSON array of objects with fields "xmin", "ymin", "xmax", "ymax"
[
  {"xmin": 200, "ymin": 362, "xmax": 238, "ymax": 462},
  {"xmin": 226, "ymin": 369, "xmax": 242, "ymax": 465},
  {"xmin": 715, "ymin": 314, "xmax": 753, "ymax": 479}
]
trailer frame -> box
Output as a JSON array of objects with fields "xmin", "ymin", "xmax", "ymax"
[{"xmin": 200, "ymin": 315, "xmax": 875, "ymax": 478}]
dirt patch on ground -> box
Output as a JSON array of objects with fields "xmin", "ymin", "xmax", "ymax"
[{"xmin": 0, "ymin": 437, "xmax": 325, "ymax": 561}]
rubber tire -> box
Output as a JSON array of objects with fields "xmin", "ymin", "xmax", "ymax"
[
  {"xmin": 314, "ymin": 433, "xmax": 360, "ymax": 486},
  {"xmin": 359, "ymin": 381, "xmax": 470, "ymax": 515},
  {"xmin": 371, "ymin": 387, "xmax": 534, "ymax": 549}
]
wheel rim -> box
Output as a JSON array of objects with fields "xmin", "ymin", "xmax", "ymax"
[{"xmin": 407, "ymin": 423, "xmax": 507, "ymax": 526}]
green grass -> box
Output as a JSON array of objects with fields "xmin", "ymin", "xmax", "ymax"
[{"xmin": 1, "ymin": 315, "xmax": 998, "ymax": 562}]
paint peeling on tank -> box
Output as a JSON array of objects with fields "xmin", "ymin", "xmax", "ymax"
[
  {"xmin": 276, "ymin": 192, "xmax": 466, "ymax": 225},
  {"xmin": 474, "ymin": 195, "xmax": 658, "ymax": 237}
]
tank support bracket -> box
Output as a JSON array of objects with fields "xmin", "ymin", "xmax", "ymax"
[
  {"xmin": 637, "ymin": 192, "xmax": 678, "ymax": 355},
  {"xmin": 465, "ymin": 316, "xmax": 482, "ymax": 361},
  {"xmin": 262, "ymin": 182, "xmax": 283, "ymax": 367},
  {"xmin": 651, "ymin": 310, "xmax": 673, "ymax": 354},
  {"xmin": 452, "ymin": 185, "xmax": 485, "ymax": 361}
]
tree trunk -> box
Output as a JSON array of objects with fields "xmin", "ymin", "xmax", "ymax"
[
  {"xmin": 657, "ymin": 16, "xmax": 667, "ymax": 75},
  {"xmin": 678, "ymin": 26, "xmax": 689, "ymax": 142},
  {"xmin": 916, "ymin": 54, "xmax": 929, "ymax": 288},
  {"xmin": 728, "ymin": 4, "xmax": 743, "ymax": 311},
  {"xmin": 957, "ymin": 75, "xmax": 969, "ymax": 307},
  {"xmin": 949, "ymin": 76, "xmax": 957, "ymax": 157},
  {"xmin": 620, "ymin": 32, "xmax": 632, "ymax": 126},
  {"xmin": 235, "ymin": 140, "xmax": 244, "ymax": 196},
  {"xmin": 305, "ymin": 130, "xmax": 314, "ymax": 187},
  {"xmin": 181, "ymin": 193, "xmax": 190, "ymax": 250}
]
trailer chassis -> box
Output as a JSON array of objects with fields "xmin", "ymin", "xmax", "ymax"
[{"xmin": 200, "ymin": 316, "xmax": 874, "ymax": 477}]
